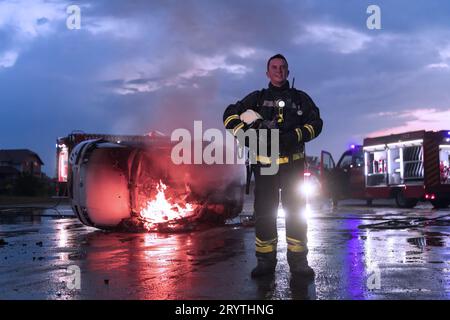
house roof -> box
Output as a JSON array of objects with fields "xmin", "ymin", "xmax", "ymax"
[{"xmin": 0, "ymin": 149, "xmax": 44, "ymax": 165}]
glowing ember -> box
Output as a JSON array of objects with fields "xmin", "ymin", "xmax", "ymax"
[{"xmin": 139, "ymin": 180, "xmax": 197, "ymax": 231}]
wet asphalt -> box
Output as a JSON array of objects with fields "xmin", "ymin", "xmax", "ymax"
[{"xmin": 0, "ymin": 197, "xmax": 449, "ymax": 300}]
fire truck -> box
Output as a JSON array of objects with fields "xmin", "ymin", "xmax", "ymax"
[
  {"xmin": 56, "ymin": 131, "xmax": 245, "ymax": 231},
  {"xmin": 321, "ymin": 130, "xmax": 450, "ymax": 208}
]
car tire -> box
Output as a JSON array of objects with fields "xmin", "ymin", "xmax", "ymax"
[{"xmin": 395, "ymin": 191, "xmax": 418, "ymax": 208}]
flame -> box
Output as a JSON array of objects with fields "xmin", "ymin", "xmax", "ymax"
[{"xmin": 139, "ymin": 180, "xmax": 197, "ymax": 231}]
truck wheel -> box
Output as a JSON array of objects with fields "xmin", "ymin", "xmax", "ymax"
[
  {"xmin": 395, "ymin": 191, "xmax": 418, "ymax": 208},
  {"xmin": 430, "ymin": 199, "xmax": 450, "ymax": 209}
]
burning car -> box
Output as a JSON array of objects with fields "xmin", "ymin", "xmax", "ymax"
[{"xmin": 60, "ymin": 133, "xmax": 245, "ymax": 232}]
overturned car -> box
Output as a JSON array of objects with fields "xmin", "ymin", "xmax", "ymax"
[{"xmin": 58, "ymin": 132, "xmax": 245, "ymax": 232}]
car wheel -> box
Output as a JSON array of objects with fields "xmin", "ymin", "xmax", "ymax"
[{"xmin": 395, "ymin": 191, "xmax": 418, "ymax": 208}]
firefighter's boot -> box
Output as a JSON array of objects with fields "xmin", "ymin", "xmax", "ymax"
[
  {"xmin": 287, "ymin": 251, "xmax": 315, "ymax": 279},
  {"xmin": 251, "ymin": 252, "xmax": 277, "ymax": 278}
]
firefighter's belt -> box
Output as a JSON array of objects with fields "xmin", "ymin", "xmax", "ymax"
[{"xmin": 256, "ymin": 152, "xmax": 304, "ymax": 165}]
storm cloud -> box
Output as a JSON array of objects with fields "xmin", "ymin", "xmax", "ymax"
[{"xmin": 1, "ymin": 0, "xmax": 450, "ymax": 174}]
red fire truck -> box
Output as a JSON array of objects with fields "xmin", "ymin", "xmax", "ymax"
[{"xmin": 321, "ymin": 130, "xmax": 450, "ymax": 208}]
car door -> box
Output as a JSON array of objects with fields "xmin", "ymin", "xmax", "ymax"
[
  {"xmin": 333, "ymin": 151, "xmax": 354, "ymax": 200},
  {"xmin": 349, "ymin": 149, "xmax": 366, "ymax": 198},
  {"xmin": 320, "ymin": 150, "xmax": 336, "ymax": 198}
]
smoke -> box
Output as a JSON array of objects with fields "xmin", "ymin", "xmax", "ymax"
[{"xmin": 93, "ymin": 0, "xmax": 304, "ymax": 136}]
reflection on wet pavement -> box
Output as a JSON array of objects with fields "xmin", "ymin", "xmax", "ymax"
[{"xmin": 0, "ymin": 202, "xmax": 449, "ymax": 299}]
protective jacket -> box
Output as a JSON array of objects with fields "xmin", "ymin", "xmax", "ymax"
[{"xmin": 223, "ymin": 81, "xmax": 323, "ymax": 164}]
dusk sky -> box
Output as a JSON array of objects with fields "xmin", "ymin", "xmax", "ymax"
[{"xmin": 1, "ymin": 0, "xmax": 450, "ymax": 176}]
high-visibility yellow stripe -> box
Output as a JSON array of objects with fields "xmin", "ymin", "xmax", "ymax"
[
  {"xmin": 232, "ymin": 122, "xmax": 245, "ymax": 135},
  {"xmin": 287, "ymin": 244, "xmax": 306, "ymax": 253},
  {"xmin": 304, "ymin": 124, "xmax": 315, "ymax": 139},
  {"xmin": 256, "ymin": 246, "xmax": 276, "ymax": 253},
  {"xmin": 308, "ymin": 125, "xmax": 316, "ymax": 138},
  {"xmin": 256, "ymin": 237, "xmax": 277, "ymax": 253},
  {"xmin": 255, "ymin": 237, "xmax": 264, "ymax": 244},
  {"xmin": 256, "ymin": 155, "xmax": 288, "ymax": 165},
  {"xmin": 256, "ymin": 237, "xmax": 277, "ymax": 245},
  {"xmin": 256, "ymin": 153, "xmax": 303, "ymax": 165},
  {"xmin": 256, "ymin": 244, "xmax": 275, "ymax": 249},
  {"xmin": 295, "ymin": 128, "xmax": 302, "ymax": 142},
  {"xmin": 224, "ymin": 114, "xmax": 239, "ymax": 127},
  {"xmin": 307, "ymin": 124, "xmax": 315, "ymax": 136},
  {"xmin": 305, "ymin": 124, "xmax": 314, "ymax": 139},
  {"xmin": 303, "ymin": 125, "xmax": 311, "ymax": 138},
  {"xmin": 286, "ymin": 236, "xmax": 303, "ymax": 245},
  {"xmin": 277, "ymin": 113, "xmax": 284, "ymax": 124}
]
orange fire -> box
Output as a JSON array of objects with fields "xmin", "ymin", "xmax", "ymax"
[{"xmin": 139, "ymin": 180, "xmax": 197, "ymax": 231}]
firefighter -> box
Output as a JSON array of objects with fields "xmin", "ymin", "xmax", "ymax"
[{"xmin": 223, "ymin": 54, "xmax": 323, "ymax": 278}]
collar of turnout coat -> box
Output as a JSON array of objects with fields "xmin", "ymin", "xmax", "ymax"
[{"xmin": 268, "ymin": 80, "xmax": 290, "ymax": 92}]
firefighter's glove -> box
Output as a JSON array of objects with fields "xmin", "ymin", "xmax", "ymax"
[{"xmin": 240, "ymin": 110, "xmax": 263, "ymax": 125}]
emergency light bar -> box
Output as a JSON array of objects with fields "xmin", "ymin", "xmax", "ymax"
[
  {"xmin": 386, "ymin": 139, "xmax": 423, "ymax": 148},
  {"xmin": 364, "ymin": 139, "xmax": 425, "ymax": 151},
  {"xmin": 363, "ymin": 144, "xmax": 386, "ymax": 151}
]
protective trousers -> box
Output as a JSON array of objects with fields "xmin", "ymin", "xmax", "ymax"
[{"xmin": 253, "ymin": 159, "xmax": 308, "ymax": 257}]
